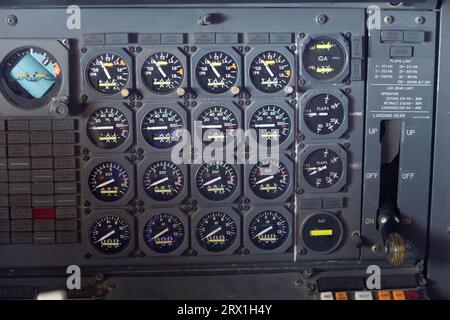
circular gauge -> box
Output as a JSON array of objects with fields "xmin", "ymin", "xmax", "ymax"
[
  {"xmin": 301, "ymin": 212, "xmax": 343, "ymax": 253},
  {"xmin": 249, "ymin": 50, "xmax": 292, "ymax": 93},
  {"xmin": 90, "ymin": 215, "xmax": 131, "ymax": 255},
  {"xmin": 303, "ymin": 148, "xmax": 344, "ymax": 189},
  {"xmin": 2, "ymin": 47, "xmax": 62, "ymax": 108},
  {"xmin": 249, "ymin": 104, "xmax": 291, "ymax": 145},
  {"xmin": 197, "ymin": 106, "xmax": 238, "ymax": 144},
  {"xmin": 195, "ymin": 212, "xmax": 238, "ymax": 253},
  {"xmin": 303, "ymin": 93, "xmax": 345, "ymax": 135},
  {"xmin": 195, "ymin": 161, "xmax": 238, "ymax": 201},
  {"xmin": 302, "ymin": 36, "xmax": 346, "ymax": 81},
  {"xmin": 141, "ymin": 52, "xmax": 184, "ymax": 94},
  {"xmin": 86, "ymin": 52, "xmax": 130, "ymax": 95},
  {"xmin": 86, "ymin": 107, "xmax": 130, "ymax": 149},
  {"xmin": 249, "ymin": 159, "xmax": 290, "ymax": 200},
  {"xmin": 88, "ymin": 162, "xmax": 130, "ymax": 202},
  {"xmin": 143, "ymin": 161, "xmax": 184, "ymax": 202},
  {"xmin": 195, "ymin": 51, "xmax": 238, "ymax": 94},
  {"xmin": 143, "ymin": 213, "xmax": 185, "ymax": 254},
  {"xmin": 141, "ymin": 107, "xmax": 184, "ymax": 149},
  {"xmin": 248, "ymin": 210, "xmax": 290, "ymax": 251}
]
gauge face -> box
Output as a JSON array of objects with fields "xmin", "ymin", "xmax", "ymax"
[
  {"xmin": 195, "ymin": 161, "xmax": 238, "ymax": 201},
  {"xmin": 302, "ymin": 37, "xmax": 346, "ymax": 81},
  {"xmin": 143, "ymin": 213, "xmax": 185, "ymax": 254},
  {"xmin": 2, "ymin": 47, "xmax": 62, "ymax": 106},
  {"xmin": 249, "ymin": 50, "xmax": 292, "ymax": 93},
  {"xmin": 249, "ymin": 159, "xmax": 290, "ymax": 200},
  {"xmin": 249, "ymin": 104, "xmax": 291, "ymax": 145},
  {"xmin": 195, "ymin": 212, "xmax": 238, "ymax": 253},
  {"xmin": 141, "ymin": 52, "xmax": 184, "ymax": 94},
  {"xmin": 86, "ymin": 107, "xmax": 130, "ymax": 149},
  {"xmin": 302, "ymin": 213, "xmax": 343, "ymax": 253},
  {"xmin": 303, "ymin": 148, "xmax": 344, "ymax": 189},
  {"xmin": 143, "ymin": 161, "xmax": 184, "ymax": 202},
  {"xmin": 90, "ymin": 215, "xmax": 131, "ymax": 255},
  {"xmin": 249, "ymin": 211, "xmax": 289, "ymax": 250},
  {"xmin": 303, "ymin": 93, "xmax": 345, "ymax": 135},
  {"xmin": 141, "ymin": 107, "xmax": 184, "ymax": 149},
  {"xmin": 195, "ymin": 51, "xmax": 238, "ymax": 94},
  {"xmin": 88, "ymin": 162, "xmax": 130, "ymax": 202},
  {"xmin": 198, "ymin": 106, "xmax": 238, "ymax": 144},
  {"xmin": 86, "ymin": 53, "xmax": 130, "ymax": 95}
]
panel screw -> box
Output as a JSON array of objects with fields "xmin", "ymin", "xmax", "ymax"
[
  {"xmin": 371, "ymin": 244, "xmax": 381, "ymax": 252},
  {"xmin": 384, "ymin": 15, "xmax": 394, "ymax": 24},
  {"xmin": 415, "ymin": 16, "xmax": 425, "ymax": 25},
  {"xmin": 299, "ymin": 247, "xmax": 307, "ymax": 255},
  {"xmin": 6, "ymin": 15, "xmax": 17, "ymax": 26},
  {"xmin": 316, "ymin": 14, "xmax": 328, "ymax": 25}
]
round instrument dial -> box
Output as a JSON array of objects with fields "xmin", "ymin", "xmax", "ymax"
[
  {"xmin": 197, "ymin": 106, "xmax": 238, "ymax": 144},
  {"xmin": 143, "ymin": 213, "xmax": 185, "ymax": 254},
  {"xmin": 302, "ymin": 37, "xmax": 346, "ymax": 81},
  {"xmin": 301, "ymin": 213, "xmax": 343, "ymax": 253},
  {"xmin": 141, "ymin": 107, "xmax": 184, "ymax": 149},
  {"xmin": 248, "ymin": 210, "xmax": 290, "ymax": 251},
  {"xmin": 303, "ymin": 148, "xmax": 344, "ymax": 189},
  {"xmin": 86, "ymin": 107, "xmax": 130, "ymax": 149},
  {"xmin": 141, "ymin": 52, "xmax": 184, "ymax": 94},
  {"xmin": 195, "ymin": 212, "xmax": 238, "ymax": 253},
  {"xmin": 249, "ymin": 104, "xmax": 291, "ymax": 145},
  {"xmin": 195, "ymin": 51, "xmax": 238, "ymax": 94},
  {"xmin": 249, "ymin": 50, "xmax": 292, "ymax": 93},
  {"xmin": 195, "ymin": 161, "xmax": 238, "ymax": 201},
  {"xmin": 2, "ymin": 47, "xmax": 62, "ymax": 107},
  {"xmin": 303, "ymin": 93, "xmax": 344, "ymax": 135},
  {"xmin": 86, "ymin": 52, "xmax": 129, "ymax": 95},
  {"xmin": 88, "ymin": 162, "xmax": 130, "ymax": 202},
  {"xmin": 90, "ymin": 215, "xmax": 131, "ymax": 255},
  {"xmin": 143, "ymin": 161, "xmax": 184, "ymax": 202},
  {"xmin": 249, "ymin": 159, "xmax": 290, "ymax": 200}
]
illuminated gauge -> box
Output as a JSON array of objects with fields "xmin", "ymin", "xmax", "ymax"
[
  {"xmin": 302, "ymin": 36, "xmax": 347, "ymax": 81},
  {"xmin": 143, "ymin": 160, "xmax": 184, "ymax": 202},
  {"xmin": 141, "ymin": 107, "xmax": 184, "ymax": 149},
  {"xmin": 90, "ymin": 215, "xmax": 131, "ymax": 255},
  {"xmin": 141, "ymin": 52, "xmax": 184, "ymax": 94},
  {"xmin": 249, "ymin": 104, "xmax": 291, "ymax": 146},
  {"xmin": 86, "ymin": 107, "xmax": 130, "ymax": 149},
  {"xmin": 2, "ymin": 47, "xmax": 62, "ymax": 108},
  {"xmin": 248, "ymin": 210, "xmax": 290, "ymax": 251},
  {"xmin": 86, "ymin": 52, "xmax": 130, "ymax": 95},
  {"xmin": 197, "ymin": 105, "xmax": 238, "ymax": 144},
  {"xmin": 195, "ymin": 51, "xmax": 238, "ymax": 94},
  {"xmin": 143, "ymin": 213, "xmax": 185, "ymax": 254},
  {"xmin": 195, "ymin": 161, "xmax": 238, "ymax": 201},
  {"xmin": 249, "ymin": 159, "xmax": 290, "ymax": 200},
  {"xmin": 249, "ymin": 50, "xmax": 292, "ymax": 93},
  {"xmin": 88, "ymin": 162, "xmax": 130, "ymax": 202},
  {"xmin": 301, "ymin": 212, "xmax": 343, "ymax": 253},
  {"xmin": 302, "ymin": 148, "xmax": 344, "ymax": 189},
  {"xmin": 195, "ymin": 211, "xmax": 238, "ymax": 253},
  {"xmin": 303, "ymin": 93, "xmax": 345, "ymax": 135}
]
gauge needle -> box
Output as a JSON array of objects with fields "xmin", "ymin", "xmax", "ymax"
[
  {"xmin": 150, "ymin": 228, "xmax": 169, "ymax": 241},
  {"xmin": 150, "ymin": 177, "xmax": 169, "ymax": 187},
  {"xmin": 91, "ymin": 126, "xmax": 114, "ymax": 130},
  {"xmin": 252, "ymin": 226, "xmax": 273, "ymax": 239},
  {"xmin": 206, "ymin": 59, "xmax": 221, "ymax": 78},
  {"xmin": 202, "ymin": 227, "xmax": 222, "ymax": 240},
  {"xmin": 94, "ymin": 230, "xmax": 116, "ymax": 243},
  {"xmin": 264, "ymin": 62, "xmax": 275, "ymax": 77},
  {"xmin": 308, "ymin": 166, "xmax": 328, "ymax": 176},
  {"xmin": 201, "ymin": 176, "xmax": 222, "ymax": 188},
  {"xmin": 255, "ymin": 175, "xmax": 275, "ymax": 185},
  {"xmin": 100, "ymin": 62, "xmax": 112, "ymax": 80},
  {"xmin": 95, "ymin": 178, "xmax": 115, "ymax": 190},
  {"xmin": 157, "ymin": 65, "xmax": 167, "ymax": 78}
]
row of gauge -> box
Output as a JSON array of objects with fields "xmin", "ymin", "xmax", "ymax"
[
  {"xmin": 85, "ymin": 146, "xmax": 346, "ymax": 206},
  {"xmin": 88, "ymin": 208, "xmax": 343, "ymax": 257},
  {"xmin": 0, "ymin": 36, "xmax": 347, "ymax": 110},
  {"xmin": 85, "ymin": 94, "xmax": 348, "ymax": 153}
]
